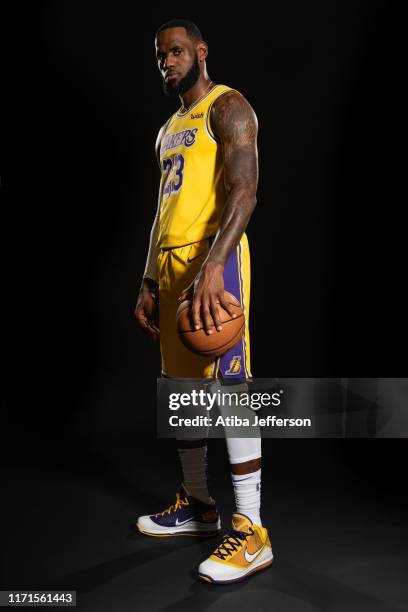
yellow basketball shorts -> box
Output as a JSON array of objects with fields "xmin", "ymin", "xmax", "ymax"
[{"xmin": 158, "ymin": 233, "xmax": 251, "ymax": 379}]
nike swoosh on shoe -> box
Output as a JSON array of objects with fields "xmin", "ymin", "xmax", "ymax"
[
  {"xmin": 244, "ymin": 543, "xmax": 266, "ymax": 563},
  {"xmin": 175, "ymin": 517, "xmax": 194, "ymax": 526}
]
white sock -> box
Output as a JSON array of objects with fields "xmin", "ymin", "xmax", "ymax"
[
  {"xmin": 231, "ymin": 469, "xmax": 262, "ymax": 526},
  {"xmin": 178, "ymin": 445, "xmax": 213, "ymax": 504}
]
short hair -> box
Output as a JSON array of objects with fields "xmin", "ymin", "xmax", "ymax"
[{"xmin": 155, "ymin": 19, "xmax": 203, "ymax": 43}]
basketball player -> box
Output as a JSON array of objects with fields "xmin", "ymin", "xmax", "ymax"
[{"xmin": 134, "ymin": 19, "xmax": 273, "ymax": 583}]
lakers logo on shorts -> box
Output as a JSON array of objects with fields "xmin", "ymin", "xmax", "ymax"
[{"xmin": 225, "ymin": 356, "xmax": 242, "ymax": 375}]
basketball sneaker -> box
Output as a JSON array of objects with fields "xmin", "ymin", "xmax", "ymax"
[
  {"xmin": 136, "ymin": 484, "xmax": 221, "ymax": 537},
  {"xmin": 198, "ymin": 513, "xmax": 273, "ymax": 583}
]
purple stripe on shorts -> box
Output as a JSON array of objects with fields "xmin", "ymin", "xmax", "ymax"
[{"xmin": 219, "ymin": 245, "xmax": 245, "ymax": 379}]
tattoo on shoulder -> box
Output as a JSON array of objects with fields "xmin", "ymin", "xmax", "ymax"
[{"xmin": 210, "ymin": 91, "xmax": 258, "ymax": 145}]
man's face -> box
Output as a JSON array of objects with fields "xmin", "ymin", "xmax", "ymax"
[{"xmin": 155, "ymin": 27, "xmax": 201, "ymax": 97}]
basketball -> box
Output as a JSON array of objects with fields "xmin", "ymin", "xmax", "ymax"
[{"xmin": 176, "ymin": 291, "xmax": 245, "ymax": 357}]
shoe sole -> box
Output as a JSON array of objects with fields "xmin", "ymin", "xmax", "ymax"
[
  {"xmin": 198, "ymin": 551, "xmax": 274, "ymax": 584},
  {"xmin": 136, "ymin": 523, "xmax": 221, "ymax": 538}
]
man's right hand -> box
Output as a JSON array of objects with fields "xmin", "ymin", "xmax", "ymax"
[{"xmin": 135, "ymin": 278, "xmax": 160, "ymax": 341}]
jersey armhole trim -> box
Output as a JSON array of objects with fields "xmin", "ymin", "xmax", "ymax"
[{"xmin": 205, "ymin": 101, "xmax": 219, "ymax": 143}]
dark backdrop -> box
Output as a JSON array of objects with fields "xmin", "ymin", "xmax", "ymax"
[{"xmin": 6, "ymin": 2, "xmax": 405, "ymax": 492}]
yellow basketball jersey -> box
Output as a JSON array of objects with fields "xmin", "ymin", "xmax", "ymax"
[{"xmin": 157, "ymin": 84, "xmax": 240, "ymax": 248}]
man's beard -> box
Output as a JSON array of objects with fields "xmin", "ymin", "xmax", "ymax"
[{"xmin": 162, "ymin": 55, "xmax": 200, "ymax": 98}]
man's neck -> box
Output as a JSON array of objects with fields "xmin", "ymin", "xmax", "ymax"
[{"xmin": 179, "ymin": 77, "xmax": 213, "ymax": 110}]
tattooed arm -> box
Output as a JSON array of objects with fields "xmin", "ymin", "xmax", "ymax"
[
  {"xmin": 207, "ymin": 91, "xmax": 258, "ymax": 266},
  {"xmin": 179, "ymin": 91, "xmax": 258, "ymax": 334}
]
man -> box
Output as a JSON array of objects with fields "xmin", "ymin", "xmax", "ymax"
[{"xmin": 134, "ymin": 19, "xmax": 273, "ymax": 583}]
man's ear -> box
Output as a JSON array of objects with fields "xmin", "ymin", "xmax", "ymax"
[{"xmin": 197, "ymin": 41, "xmax": 208, "ymax": 62}]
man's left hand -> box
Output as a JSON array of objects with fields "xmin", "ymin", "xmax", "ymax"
[{"xmin": 178, "ymin": 261, "xmax": 236, "ymax": 334}]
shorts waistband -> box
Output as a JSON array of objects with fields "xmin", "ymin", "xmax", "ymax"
[{"xmin": 160, "ymin": 236, "xmax": 215, "ymax": 252}]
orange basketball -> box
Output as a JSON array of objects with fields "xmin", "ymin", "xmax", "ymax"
[{"xmin": 176, "ymin": 291, "xmax": 244, "ymax": 357}]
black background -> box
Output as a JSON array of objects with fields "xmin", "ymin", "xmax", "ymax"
[
  {"xmin": 9, "ymin": 0, "xmax": 405, "ymax": 429},
  {"xmin": 4, "ymin": 1, "xmax": 406, "ymax": 606}
]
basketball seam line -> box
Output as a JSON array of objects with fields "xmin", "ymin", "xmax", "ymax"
[{"xmin": 183, "ymin": 321, "xmax": 245, "ymax": 354}]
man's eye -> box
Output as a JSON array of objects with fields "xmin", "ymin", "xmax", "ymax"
[{"xmin": 173, "ymin": 49, "xmax": 181, "ymax": 55}]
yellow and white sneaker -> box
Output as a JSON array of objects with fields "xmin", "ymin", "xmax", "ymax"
[{"xmin": 198, "ymin": 513, "xmax": 273, "ymax": 584}]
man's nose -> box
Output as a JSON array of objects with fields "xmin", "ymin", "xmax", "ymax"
[{"xmin": 163, "ymin": 55, "xmax": 176, "ymax": 70}]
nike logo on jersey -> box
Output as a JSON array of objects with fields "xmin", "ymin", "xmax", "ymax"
[
  {"xmin": 244, "ymin": 543, "xmax": 266, "ymax": 563},
  {"xmin": 187, "ymin": 253, "xmax": 205, "ymax": 263}
]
